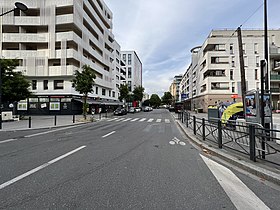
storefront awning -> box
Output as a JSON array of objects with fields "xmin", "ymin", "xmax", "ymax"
[{"xmin": 73, "ymin": 98, "xmax": 123, "ymax": 106}]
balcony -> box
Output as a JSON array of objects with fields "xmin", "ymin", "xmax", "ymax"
[
  {"xmin": 3, "ymin": 33, "xmax": 48, "ymax": 43},
  {"xmin": 270, "ymin": 74, "xmax": 280, "ymax": 81},
  {"xmin": 271, "ymin": 88, "xmax": 280, "ymax": 93}
]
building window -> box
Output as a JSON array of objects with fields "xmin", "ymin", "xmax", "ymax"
[
  {"xmin": 232, "ymin": 82, "xmax": 235, "ymax": 93},
  {"xmin": 128, "ymin": 81, "xmax": 131, "ymax": 91},
  {"xmin": 54, "ymin": 80, "xmax": 64, "ymax": 89},
  {"xmin": 102, "ymin": 88, "xmax": 106, "ymax": 96},
  {"xmin": 128, "ymin": 54, "xmax": 131, "ymax": 65},
  {"xmin": 123, "ymin": 54, "xmax": 126, "ymax": 62},
  {"xmin": 229, "ymin": 44, "xmax": 234, "ymax": 54},
  {"xmin": 231, "ymin": 57, "xmax": 235, "ymax": 67},
  {"xmin": 242, "ymin": 43, "xmax": 246, "ymax": 54},
  {"xmin": 43, "ymin": 80, "xmax": 48, "ymax": 90},
  {"xmin": 244, "ymin": 56, "xmax": 248, "ymax": 67},
  {"xmin": 255, "ymin": 69, "xmax": 258, "ymax": 80},
  {"xmin": 113, "ymin": 91, "xmax": 115, "ymax": 98},
  {"xmin": 32, "ymin": 80, "xmax": 37, "ymax": 90},
  {"xmin": 96, "ymin": 87, "xmax": 98, "ymax": 94},
  {"xmin": 128, "ymin": 67, "xmax": 132, "ymax": 78},
  {"xmin": 256, "ymin": 56, "xmax": 260, "ymax": 67},
  {"xmin": 109, "ymin": 90, "xmax": 111, "ymax": 97},
  {"xmin": 254, "ymin": 43, "xmax": 258, "ymax": 54},
  {"xmin": 230, "ymin": 70, "xmax": 233, "ymax": 80}
]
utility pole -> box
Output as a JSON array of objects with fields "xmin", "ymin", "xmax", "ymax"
[
  {"xmin": 264, "ymin": 0, "xmax": 269, "ymax": 90},
  {"xmin": 237, "ymin": 27, "xmax": 246, "ymax": 115}
]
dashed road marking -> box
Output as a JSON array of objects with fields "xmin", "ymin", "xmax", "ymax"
[
  {"xmin": 147, "ymin": 119, "xmax": 154, "ymax": 122},
  {"xmin": 165, "ymin": 119, "xmax": 170, "ymax": 123},
  {"xmin": 0, "ymin": 146, "xmax": 86, "ymax": 190},
  {"xmin": 102, "ymin": 131, "xmax": 116, "ymax": 138},
  {"xmin": 156, "ymin": 119, "xmax": 162, "ymax": 123},
  {"xmin": 139, "ymin": 118, "xmax": 146, "ymax": 122},
  {"xmin": 131, "ymin": 118, "xmax": 139, "ymax": 122}
]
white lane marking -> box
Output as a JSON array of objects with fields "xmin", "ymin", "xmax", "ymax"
[
  {"xmin": 0, "ymin": 146, "xmax": 86, "ymax": 190},
  {"xmin": 102, "ymin": 131, "xmax": 116, "ymax": 138},
  {"xmin": 200, "ymin": 154, "xmax": 270, "ymax": 210},
  {"xmin": 147, "ymin": 118, "xmax": 154, "ymax": 122},
  {"xmin": 169, "ymin": 141, "xmax": 176, "ymax": 145},
  {"xmin": 139, "ymin": 118, "xmax": 146, "ymax": 122},
  {"xmin": 122, "ymin": 118, "xmax": 132, "ymax": 122},
  {"xmin": 156, "ymin": 119, "xmax": 161, "ymax": 123},
  {"xmin": 24, "ymin": 124, "xmax": 85, "ymax": 138},
  {"xmin": 165, "ymin": 119, "xmax": 170, "ymax": 123},
  {"xmin": 0, "ymin": 138, "xmax": 17, "ymax": 144},
  {"xmin": 107, "ymin": 118, "xmax": 118, "ymax": 122},
  {"xmin": 131, "ymin": 118, "xmax": 139, "ymax": 122},
  {"xmin": 115, "ymin": 118, "xmax": 125, "ymax": 122}
]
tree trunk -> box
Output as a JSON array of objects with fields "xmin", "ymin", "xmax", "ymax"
[{"xmin": 83, "ymin": 95, "xmax": 87, "ymax": 120}]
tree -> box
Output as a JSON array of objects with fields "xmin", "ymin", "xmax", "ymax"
[
  {"xmin": 0, "ymin": 59, "xmax": 32, "ymax": 105},
  {"xmin": 161, "ymin": 92, "xmax": 173, "ymax": 105},
  {"xmin": 149, "ymin": 94, "xmax": 161, "ymax": 108},
  {"xmin": 142, "ymin": 99, "xmax": 150, "ymax": 107},
  {"xmin": 118, "ymin": 83, "xmax": 129, "ymax": 102},
  {"xmin": 72, "ymin": 65, "xmax": 96, "ymax": 119},
  {"xmin": 133, "ymin": 86, "xmax": 145, "ymax": 102}
]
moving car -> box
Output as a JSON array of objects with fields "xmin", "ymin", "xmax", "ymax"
[{"xmin": 114, "ymin": 107, "xmax": 127, "ymax": 115}]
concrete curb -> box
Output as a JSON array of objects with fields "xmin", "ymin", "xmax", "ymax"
[{"xmin": 175, "ymin": 117, "xmax": 280, "ymax": 186}]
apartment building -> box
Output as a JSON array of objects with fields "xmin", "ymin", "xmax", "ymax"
[
  {"xmin": 0, "ymin": 0, "xmax": 124, "ymax": 114},
  {"xmin": 170, "ymin": 75, "xmax": 182, "ymax": 102},
  {"xmin": 121, "ymin": 51, "xmax": 142, "ymax": 92},
  {"xmin": 179, "ymin": 29, "xmax": 280, "ymax": 112}
]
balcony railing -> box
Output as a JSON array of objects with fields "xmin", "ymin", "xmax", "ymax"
[
  {"xmin": 271, "ymin": 88, "xmax": 280, "ymax": 93},
  {"xmin": 270, "ymin": 74, "xmax": 280, "ymax": 80}
]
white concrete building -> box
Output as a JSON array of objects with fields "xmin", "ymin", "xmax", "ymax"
[
  {"xmin": 121, "ymin": 51, "xmax": 142, "ymax": 92},
  {"xmin": 180, "ymin": 29, "xmax": 280, "ymax": 112},
  {"xmin": 0, "ymin": 0, "xmax": 124, "ymax": 114}
]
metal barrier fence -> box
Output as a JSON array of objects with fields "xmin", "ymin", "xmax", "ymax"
[{"xmin": 178, "ymin": 111, "xmax": 280, "ymax": 166}]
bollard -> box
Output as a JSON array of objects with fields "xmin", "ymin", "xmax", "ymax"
[
  {"xmin": 29, "ymin": 116, "xmax": 31, "ymax": 128},
  {"xmin": 72, "ymin": 114, "xmax": 75, "ymax": 123},
  {"xmin": 106, "ymin": 111, "xmax": 107, "ymax": 118},
  {"xmin": 202, "ymin": 118, "xmax": 206, "ymax": 141},
  {"xmin": 181, "ymin": 112, "xmax": 184, "ymax": 123},
  {"xmin": 249, "ymin": 125, "xmax": 256, "ymax": 162},
  {"xmin": 193, "ymin": 116, "xmax": 196, "ymax": 135},
  {"xmin": 186, "ymin": 113, "xmax": 188, "ymax": 128},
  {"xmin": 99, "ymin": 112, "xmax": 101, "ymax": 120},
  {"xmin": 0, "ymin": 114, "xmax": 2, "ymax": 130},
  {"xmin": 54, "ymin": 115, "xmax": 57, "ymax": 126},
  {"xmin": 218, "ymin": 120, "xmax": 222, "ymax": 148}
]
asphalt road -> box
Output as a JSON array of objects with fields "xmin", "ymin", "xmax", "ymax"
[{"xmin": 0, "ymin": 109, "xmax": 279, "ymax": 209}]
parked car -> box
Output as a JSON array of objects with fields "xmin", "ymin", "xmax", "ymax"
[
  {"xmin": 144, "ymin": 106, "xmax": 153, "ymax": 112},
  {"xmin": 128, "ymin": 107, "xmax": 136, "ymax": 113},
  {"xmin": 135, "ymin": 107, "xmax": 141, "ymax": 112},
  {"xmin": 114, "ymin": 107, "xmax": 127, "ymax": 115}
]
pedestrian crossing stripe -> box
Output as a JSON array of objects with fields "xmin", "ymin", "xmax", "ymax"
[
  {"xmin": 131, "ymin": 118, "xmax": 139, "ymax": 122},
  {"xmin": 122, "ymin": 118, "xmax": 132, "ymax": 122},
  {"xmin": 106, "ymin": 118, "xmax": 171, "ymax": 123}
]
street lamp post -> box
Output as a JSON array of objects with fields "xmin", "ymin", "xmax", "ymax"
[{"xmin": 0, "ymin": 2, "xmax": 28, "ymax": 129}]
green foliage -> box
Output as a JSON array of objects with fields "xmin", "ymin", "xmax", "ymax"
[
  {"xmin": 0, "ymin": 59, "xmax": 32, "ymax": 104},
  {"xmin": 142, "ymin": 99, "xmax": 150, "ymax": 107},
  {"xmin": 149, "ymin": 94, "xmax": 161, "ymax": 107},
  {"xmin": 118, "ymin": 83, "xmax": 129, "ymax": 101},
  {"xmin": 161, "ymin": 92, "xmax": 173, "ymax": 105},
  {"xmin": 133, "ymin": 86, "xmax": 145, "ymax": 101},
  {"xmin": 72, "ymin": 65, "xmax": 96, "ymax": 119}
]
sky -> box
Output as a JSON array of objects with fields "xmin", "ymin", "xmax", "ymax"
[{"xmin": 106, "ymin": 0, "xmax": 280, "ymax": 97}]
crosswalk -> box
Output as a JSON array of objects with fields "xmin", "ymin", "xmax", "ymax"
[{"xmin": 106, "ymin": 117, "xmax": 171, "ymax": 124}]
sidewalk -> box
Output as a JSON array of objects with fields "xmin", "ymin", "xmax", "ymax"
[
  {"xmin": 0, "ymin": 113, "xmax": 112, "ymax": 131},
  {"xmin": 171, "ymin": 111, "xmax": 280, "ymax": 186}
]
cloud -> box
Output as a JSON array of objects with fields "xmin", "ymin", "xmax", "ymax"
[{"xmin": 106, "ymin": 0, "xmax": 278, "ymax": 96}]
